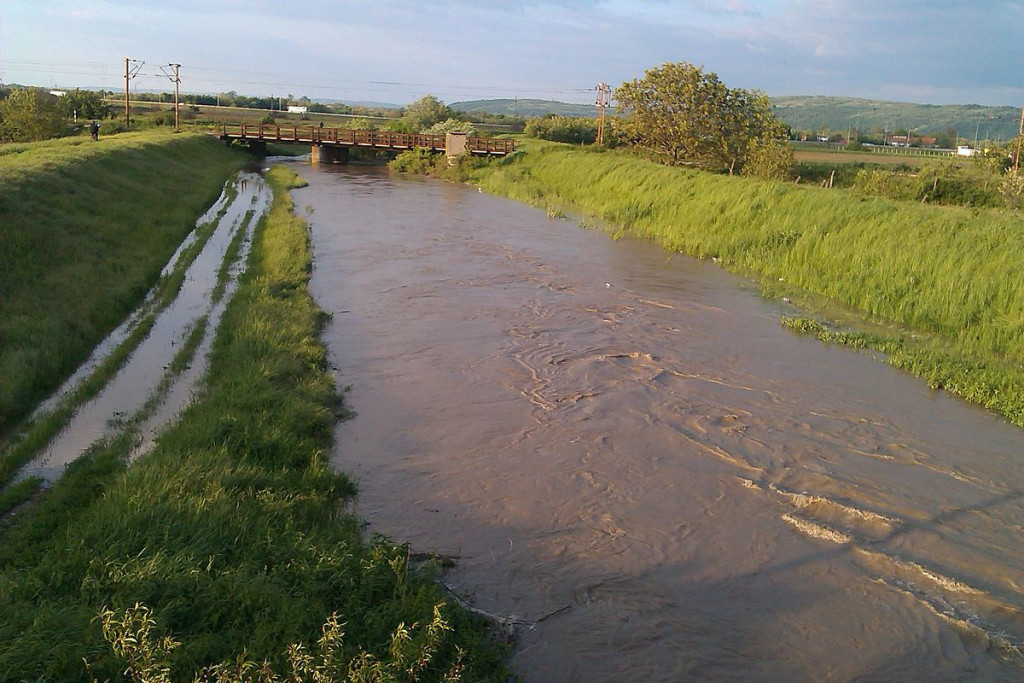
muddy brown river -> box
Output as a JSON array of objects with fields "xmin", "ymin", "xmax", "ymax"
[{"xmin": 296, "ymin": 164, "xmax": 1023, "ymax": 681}]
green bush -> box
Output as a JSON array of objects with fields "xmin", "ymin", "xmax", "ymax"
[
  {"xmin": 853, "ymin": 168, "xmax": 917, "ymax": 200},
  {"xmin": 525, "ymin": 115, "xmax": 598, "ymax": 145},
  {"xmin": 915, "ymin": 162, "xmax": 1002, "ymax": 207},
  {"xmin": 423, "ymin": 118, "xmax": 479, "ymax": 136},
  {"xmin": 999, "ymin": 171, "xmax": 1024, "ymax": 209},
  {"xmin": 390, "ymin": 148, "xmax": 445, "ymax": 175},
  {"xmin": 0, "ymin": 88, "xmax": 66, "ymax": 142}
]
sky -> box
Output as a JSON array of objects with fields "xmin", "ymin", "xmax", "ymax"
[{"xmin": 1, "ymin": 0, "xmax": 1022, "ymax": 107}]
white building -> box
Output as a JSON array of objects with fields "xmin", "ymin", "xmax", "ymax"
[{"xmin": 287, "ymin": 105, "xmax": 308, "ymax": 114}]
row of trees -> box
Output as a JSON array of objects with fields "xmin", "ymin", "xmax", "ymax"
[
  {"xmin": 0, "ymin": 85, "xmax": 520, "ymax": 145},
  {"xmin": 0, "ymin": 87, "xmax": 110, "ymax": 143}
]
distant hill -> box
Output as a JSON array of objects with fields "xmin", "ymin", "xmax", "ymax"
[
  {"xmin": 451, "ymin": 95, "xmax": 1020, "ymax": 141},
  {"xmin": 450, "ymin": 98, "xmax": 598, "ymax": 118},
  {"xmin": 770, "ymin": 96, "xmax": 1019, "ymax": 140}
]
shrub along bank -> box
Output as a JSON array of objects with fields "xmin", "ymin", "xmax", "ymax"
[
  {"xmin": 0, "ymin": 132, "xmax": 246, "ymax": 437},
  {"xmin": 459, "ymin": 140, "xmax": 1024, "ymax": 426},
  {"xmin": 0, "ymin": 165, "xmax": 509, "ymax": 681}
]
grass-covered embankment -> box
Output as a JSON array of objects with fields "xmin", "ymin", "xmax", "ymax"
[
  {"xmin": 466, "ymin": 140, "xmax": 1024, "ymax": 425},
  {"xmin": 0, "ymin": 165, "xmax": 509, "ymax": 681},
  {"xmin": 0, "ymin": 132, "xmax": 245, "ymax": 436}
]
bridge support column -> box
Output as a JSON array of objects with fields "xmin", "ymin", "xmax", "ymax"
[
  {"xmin": 311, "ymin": 145, "xmax": 348, "ymax": 164},
  {"xmin": 445, "ymin": 132, "xmax": 468, "ymax": 163}
]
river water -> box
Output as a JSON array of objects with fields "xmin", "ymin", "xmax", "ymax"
[{"xmin": 297, "ymin": 164, "xmax": 1023, "ymax": 681}]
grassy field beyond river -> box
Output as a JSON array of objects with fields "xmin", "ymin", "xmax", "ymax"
[{"xmin": 465, "ymin": 141, "xmax": 1024, "ymax": 426}]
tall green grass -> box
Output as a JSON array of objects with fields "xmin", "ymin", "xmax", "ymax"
[
  {"xmin": 468, "ymin": 140, "xmax": 1024, "ymax": 425},
  {"xmin": 0, "ymin": 131, "xmax": 245, "ymax": 435},
  {"xmin": 0, "ymin": 166, "xmax": 509, "ymax": 681}
]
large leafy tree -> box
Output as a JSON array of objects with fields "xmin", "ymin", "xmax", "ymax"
[
  {"xmin": 0, "ymin": 88, "xmax": 66, "ymax": 142},
  {"xmin": 614, "ymin": 62, "xmax": 790, "ymax": 176},
  {"xmin": 402, "ymin": 95, "xmax": 454, "ymax": 133},
  {"xmin": 58, "ymin": 89, "xmax": 110, "ymax": 121}
]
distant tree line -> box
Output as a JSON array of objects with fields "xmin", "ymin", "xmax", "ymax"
[
  {"xmin": 0, "ymin": 85, "xmax": 525, "ymax": 143},
  {"xmin": 126, "ymin": 90, "xmax": 525, "ymax": 129}
]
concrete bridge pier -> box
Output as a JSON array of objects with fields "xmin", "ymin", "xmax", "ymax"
[
  {"xmin": 445, "ymin": 132, "xmax": 468, "ymax": 163},
  {"xmin": 311, "ymin": 145, "xmax": 349, "ymax": 164}
]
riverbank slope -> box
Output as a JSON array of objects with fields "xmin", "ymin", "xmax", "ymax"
[
  {"xmin": 0, "ymin": 132, "xmax": 246, "ymax": 436},
  {"xmin": 465, "ymin": 141, "xmax": 1024, "ymax": 426},
  {"xmin": 0, "ymin": 155, "xmax": 509, "ymax": 679}
]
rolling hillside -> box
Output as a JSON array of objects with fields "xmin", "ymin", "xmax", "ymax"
[
  {"xmin": 451, "ymin": 95, "xmax": 1020, "ymax": 140},
  {"xmin": 450, "ymin": 98, "xmax": 598, "ymax": 118},
  {"xmin": 771, "ymin": 96, "xmax": 1020, "ymax": 139}
]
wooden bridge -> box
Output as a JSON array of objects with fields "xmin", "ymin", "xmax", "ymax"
[{"xmin": 219, "ymin": 123, "xmax": 515, "ymax": 163}]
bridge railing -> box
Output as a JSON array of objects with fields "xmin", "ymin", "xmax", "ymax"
[
  {"xmin": 219, "ymin": 123, "xmax": 515, "ymax": 155},
  {"xmin": 466, "ymin": 137, "xmax": 516, "ymax": 155},
  {"xmin": 221, "ymin": 123, "xmax": 448, "ymax": 149}
]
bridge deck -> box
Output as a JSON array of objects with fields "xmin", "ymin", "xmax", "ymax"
[{"xmin": 219, "ymin": 123, "xmax": 515, "ymax": 156}]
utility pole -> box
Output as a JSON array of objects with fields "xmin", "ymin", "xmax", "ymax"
[
  {"xmin": 161, "ymin": 63, "xmax": 182, "ymax": 131},
  {"xmin": 595, "ymin": 82, "xmax": 611, "ymax": 146},
  {"xmin": 124, "ymin": 58, "xmax": 144, "ymax": 127}
]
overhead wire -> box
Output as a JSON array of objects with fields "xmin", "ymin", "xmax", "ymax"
[{"xmin": 1, "ymin": 57, "xmax": 597, "ymax": 101}]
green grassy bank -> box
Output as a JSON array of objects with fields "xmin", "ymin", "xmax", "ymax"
[
  {"xmin": 463, "ymin": 141, "xmax": 1024, "ymax": 426},
  {"xmin": 0, "ymin": 166, "xmax": 508, "ymax": 681},
  {"xmin": 0, "ymin": 132, "xmax": 246, "ymax": 436}
]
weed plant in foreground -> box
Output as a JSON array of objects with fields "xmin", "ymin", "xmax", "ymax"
[
  {"xmin": 0, "ymin": 166, "xmax": 510, "ymax": 681},
  {"xmin": 463, "ymin": 140, "xmax": 1024, "ymax": 427}
]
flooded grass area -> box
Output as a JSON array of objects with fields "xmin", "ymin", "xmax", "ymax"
[
  {"xmin": 0, "ymin": 165, "xmax": 510, "ymax": 681},
  {"xmin": 15, "ymin": 172, "xmax": 268, "ymax": 484},
  {"xmin": 0, "ymin": 173, "xmax": 266, "ymax": 492},
  {"xmin": 0, "ymin": 132, "xmax": 246, "ymax": 436}
]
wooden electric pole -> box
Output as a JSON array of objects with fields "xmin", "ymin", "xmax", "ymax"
[
  {"xmin": 124, "ymin": 58, "xmax": 130, "ymax": 126},
  {"xmin": 595, "ymin": 82, "xmax": 611, "ymax": 146},
  {"xmin": 124, "ymin": 58, "xmax": 144, "ymax": 127},
  {"xmin": 172, "ymin": 64, "xmax": 180, "ymax": 131},
  {"xmin": 1014, "ymin": 105, "xmax": 1024, "ymax": 174},
  {"xmin": 162, "ymin": 63, "xmax": 182, "ymax": 131}
]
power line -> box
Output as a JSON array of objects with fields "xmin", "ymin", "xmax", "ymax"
[{"xmin": 1, "ymin": 57, "xmax": 596, "ymax": 101}]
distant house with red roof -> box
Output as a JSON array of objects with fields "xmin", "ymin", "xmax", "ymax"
[{"xmin": 889, "ymin": 134, "xmax": 938, "ymax": 148}]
